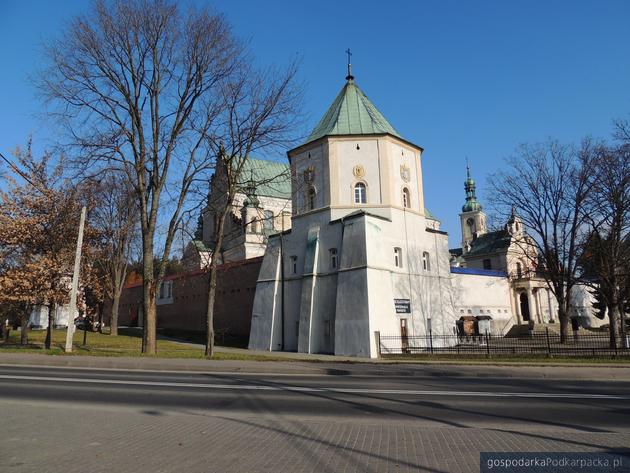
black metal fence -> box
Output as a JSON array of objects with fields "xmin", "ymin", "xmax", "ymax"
[{"xmin": 378, "ymin": 330, "xmax": 630, "ymax": 357}]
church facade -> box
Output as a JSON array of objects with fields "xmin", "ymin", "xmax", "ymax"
[
  {"xmin": 449, "ymin": 168, "xmax": 605, "ymax": 332},
  {"xmin": 183, "ymin": 157, "xmax": 293, "ymax": 270},
  {"xmin": 248, "ymin": 70, "xmax": 457, "ymax": 357}
]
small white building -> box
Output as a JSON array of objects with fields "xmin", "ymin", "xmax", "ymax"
[
  {"xmin": 28, "ymin": 304, "xmax": 71, "ymax": 329},
  {"xmin": 249, "ymin": 69, "xmax": 457, "ymax": 357}
]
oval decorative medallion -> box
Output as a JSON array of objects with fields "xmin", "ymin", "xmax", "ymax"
[
  {"xmin": 353, "ymin": 164, "xmax": 365, "ymax": 178},
  {"xmin": 400, "ymin": 164, "xmax": 410, "ymax": 183}
]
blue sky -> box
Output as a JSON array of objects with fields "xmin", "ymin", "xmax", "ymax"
[{"xmin": 1, "ymin": 0, "xmax": 629, "ymax": 240}]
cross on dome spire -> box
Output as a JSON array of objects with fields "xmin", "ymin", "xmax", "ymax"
[{"xmin": 345, "ymin": 48, "xmax": 354, "ymax": 82}]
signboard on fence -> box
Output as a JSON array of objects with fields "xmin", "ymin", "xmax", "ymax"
[{"xmin": 394, "ymin": 299, "xmax": 411, "ymax": 313}]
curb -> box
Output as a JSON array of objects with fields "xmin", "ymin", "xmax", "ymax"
[{"xmin": 1, "ymin": 353, "xmax": 630, "ymax": 380}]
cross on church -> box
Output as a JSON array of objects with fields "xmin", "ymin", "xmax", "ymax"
[{"xmin": 345, "ymin": 48, "xmax": 354, "ymax": 81}]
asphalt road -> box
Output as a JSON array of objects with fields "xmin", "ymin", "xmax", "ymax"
[{"xmin": 1, "ymin": 365, "xmax": 629, "ymax": 472}]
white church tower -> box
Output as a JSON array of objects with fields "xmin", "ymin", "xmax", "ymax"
[
  {"xmin": 459, "ymin": 164, "xmax": 487, "ymax": 254},
  {"xmin": 248, "ymin": 58, "xmax": 457, "ymax": 357}
]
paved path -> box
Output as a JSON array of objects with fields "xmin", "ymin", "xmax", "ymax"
[{"xmin": 0, "ymin": 364, "xmax": 629, "ymax": 472}]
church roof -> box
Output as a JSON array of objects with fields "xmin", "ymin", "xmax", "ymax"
[
  {"xmin": 304, "ymin": 79, "xmax": 402, "ymax": 145},
  {"xmin": 191, "ymin": 239, "xmax": 212, "ymax": 253},
  {"xmin": 239, "ymin": 158, "xmax": 291, "ymax": 199},
  {"xmin": 465, "ymin": 230, "xmax": 512, "ymax": 258},
  {"xmin": 424, "ymin": 208, "xmax": 438, "ymax": 220}
]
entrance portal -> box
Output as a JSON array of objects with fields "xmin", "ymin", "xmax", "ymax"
[{"xmin": 519, "ymin": 293, "xmax": 530, "ymax": 322}]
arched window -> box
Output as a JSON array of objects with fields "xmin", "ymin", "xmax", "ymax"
[
  {"xmin": 516, "ymin": 262, "xmax": 523, "ymax": 278},
  {"xmin": 354, "ymin": 182, "xmax": 367, "ymax": 204},
  {"xmin": 394, "ymin": 247, "xmax": 403, "ymax": 268},
  {"xmin": 250, "ymin": 217, "xmax": 258, "ymax": 234},
  {"xmin": 263, "ymin": 210, "xmax": 274, "ymax": 232},
  {"xmin": 402, "ymin": 187, "xmax": 411, "ymax": 208},
  {"xmin": 422, "ymin": 251, "xmax": 430, "ymax": 271},
  {"xmin": 329, "ymin": 248, "xmax": 338, "ymax": 269},
  {"xmin": 307, "ymin": 187, "xmax": 316, "ymax": 211}
]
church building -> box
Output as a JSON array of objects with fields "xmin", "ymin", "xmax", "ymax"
[
  {"xmin": 449, "ymin": 167, "xmax": 605, "ymax": 332},
  {"xmin": 248, "ymin": 65, "xmax": 457, "ymax": 357}
]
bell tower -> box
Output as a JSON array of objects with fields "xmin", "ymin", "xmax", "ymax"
[{"xmin": 459, "ymin": 164, "xmax": 487, "ymax": 253}]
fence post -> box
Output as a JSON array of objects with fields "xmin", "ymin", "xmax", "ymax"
[
  {"xmin": 374, "ymin": 331, "xmax": 381, "ymax": 358},
  {"xmin": 545, "ymin": 327, "xmax": 552, "ymax": 358},
  {"xmin": 485, "ymin": 331, "xmax": 491, "ymax": 358},
  {"xmin": 429, "ymin": 329, "xmax": 433, "ymax": 355}
]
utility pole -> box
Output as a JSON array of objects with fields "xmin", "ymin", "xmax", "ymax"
[{"xmin": 65, "ymin": 205, "xmax": 87, "ymax": 353}]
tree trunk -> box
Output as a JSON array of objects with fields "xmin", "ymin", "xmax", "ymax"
[
  {"xmin": 98, "ymin": 302, "xmax": 104, "ymax": 333},
  {"xmin": 607, "ymin": 303, "xmax": 621, "ymax": 349},
  {"xmin": 44, "ymin": 302, "xmax": 56, "ymax": 349},
  {"xmin": 110, "ymin": 286, "xmax": 122, "ymax": 337},
  {"xmin": 141, "ymin": 238, "xmax": 157, "ymax": 354},
  {"xmin": 205, "ymin": 261, "xmax": 218, "ymax": 358},
  {"xmin": 205, "ymin": 205, "xmax": 230, "ymax": 358},
  {"xmin": 557, "ymin": 304, "xmax": 569, "ymax": 343},
  {"xmin": 20, "ymin": 314, "xmax": 29, "ymax": 345},
  {"xmin": 142, "ymin": 280, "xmax": 157, "ymax": 354}
]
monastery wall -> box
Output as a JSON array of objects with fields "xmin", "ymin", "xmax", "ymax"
[{"xmin": 116, "ymin": 257, "xmax": 262, "ymax": 341}]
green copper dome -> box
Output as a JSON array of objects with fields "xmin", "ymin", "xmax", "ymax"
[
  {"xmin": 462, "ymin": 165, "xmax": 483, "ymax": 212},
  {"xmin": 304, "ymin": 78, "xmax": 401, "ymax": 145}
]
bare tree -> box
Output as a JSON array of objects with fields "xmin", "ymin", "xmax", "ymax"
[
  {"xmin": 489, "ymin": 140, "xmax": 596, "ymax": 342},
  {"xmin": 91, "ymin": 173, "xmax": 137, "ymax": 336},
  {"xmin": 40, "ymin": 0, "xmax": 242, "ymax": 353},
  {"xmin": 203, "ymin": 62, "xmax": 302, "ymax": 357},
  {"xmin": 581, "ymin": 141, "xmax": 630, "ymax": 347}
]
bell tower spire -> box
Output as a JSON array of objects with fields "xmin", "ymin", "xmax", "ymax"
[{"xmin": 459, "ymin": 161, "xmax": 487, "ymax": 253}]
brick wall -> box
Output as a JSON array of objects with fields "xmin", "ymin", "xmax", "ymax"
[{"xmin": 115, "ymin": 257, "xmax": 262, "ymax": 340}]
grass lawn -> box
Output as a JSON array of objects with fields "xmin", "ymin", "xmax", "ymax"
[
  {"xmin": 2, "ymin": 329, "xmax": 630, "ymax": 365},
  {"xmin": 0, "ymin": 328, "xmax": 289, "ymax": 361}
]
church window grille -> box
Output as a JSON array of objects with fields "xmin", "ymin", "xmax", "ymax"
[
  {"xmin": 329, "ymin": 248, "xmax": 338, "ymax": 269},
  {"xmin": 394, "ymin": 247, "xmax": 403, "ymax": 268},
  {"xmin": 290, "ymin": 256, "xmax": 298, "ymax": 274},
  {"xmin": 422, "ymin": 251, "xmax": 430, "ymax": 271},
  {"xmin": 354, "ymin": 182, "xmax": 367, "ymax": 204},
  {"xmin": 402, "ymin": 187, "xmax": 411, "ymax": 208}
]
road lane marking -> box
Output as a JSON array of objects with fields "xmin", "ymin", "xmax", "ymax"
[{"xmin": 0, "ymin": 374, "xmax": 627, "ymax": 400}]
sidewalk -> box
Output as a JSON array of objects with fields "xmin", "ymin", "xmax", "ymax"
[{"xmin": 1, "ymin": 350, "xmax": 630, "ymax": 380}]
